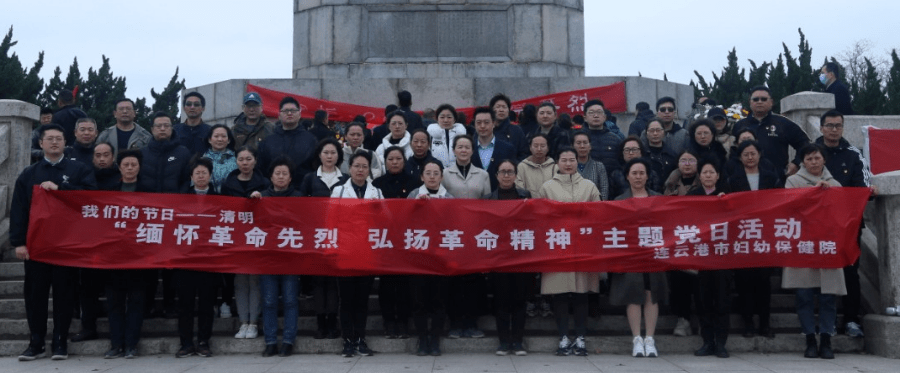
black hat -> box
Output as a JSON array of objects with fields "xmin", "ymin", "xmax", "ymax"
[{"xmin": 707, "ymin": 107, "xmax": 726, "ymax": 120}]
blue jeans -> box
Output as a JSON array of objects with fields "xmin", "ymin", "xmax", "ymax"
[
  {"xmin": 260, "ymin": 275, "xmax": 299, "ymax": 345},
  {"xmin": 796, "ymin": 288, "xmax": 836, "ymax": 335}
]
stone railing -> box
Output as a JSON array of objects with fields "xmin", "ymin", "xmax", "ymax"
[{"xmin": 0, "ymin": 100, "xmax": 38, "ymax": 259}]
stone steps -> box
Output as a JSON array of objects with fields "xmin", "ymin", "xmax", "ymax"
[{"xmin": 0, "ymin": 333, "xmax": 865, "ymax": 357}]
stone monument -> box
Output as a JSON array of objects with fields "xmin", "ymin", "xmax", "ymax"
[{"xmin": 187, "ymin": 0, "xmax": 694, "ymax": 129}]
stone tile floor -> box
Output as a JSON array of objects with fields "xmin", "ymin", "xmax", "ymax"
[{"xmin": 0, "ymin": 352, "xmax": 895, "ymax": 373}]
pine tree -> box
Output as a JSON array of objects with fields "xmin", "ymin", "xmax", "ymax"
[
  {"xmin": 64, "ymin": 57, "xmax": 83, "ymax": 94},
  {"xmin": 692, "ymin": 71, "xmax": 711, "ymax": 98},
  {"xmin": 81, "ymin": 55, "xmax": 127, "ymax": 128},
  {"xmin": 854, "ymin": 58, "xmax": 885, "ymax": 115},
  {"xmin": 795, "ymin": 29, "xmax": 815, "ymax": 93},
  {"xmin": 150, "ymin": 67, "xmax": 186, "ymax": 121},
  {"xmin": 0, "ymin": 26, "xmax": 44, "ymax": 104},
  {"xmin": 768, "ymin": 54, "xmax": 788, "ymax": 112},
  {"xmin": 884, "ymin": 50, "xmax": 900, "ymax": 115},
  {"xmin": 711, "ymin": 48, "xmax": 748, "ymax": 107},
  {"xmin": 39, "ymin": 66, "xmax": 64, "ymax": 109}
]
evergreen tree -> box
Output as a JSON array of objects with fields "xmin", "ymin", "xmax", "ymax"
[
  {"xmin": 692, "ymin": 72, "xmax": 711, "ymax": 98},
  {"xmin": 854, "ymin": 58, "xmax": 885, "ymax": 115},
  {"xmin": 150, "ymin": 67, "xmax": 186, "ymax": 121},
  {"xmin": 64, "ymin": 57, "xmax": 83, "ymax": 96},
  {"xmin": 710, "ymin": 48, "xmax": 748, "ymax": 107},
  {"xmin": 39, "ymin": 66, "xmax": 64, "ymax": 109},
  {"xmin": 0, "ymin": 26, "xmax": 44, "ymax": 104},
  {"xmin": 768, "ymin": 54, "xmax": 788, "ymax": 112},
  {"xmin": 795, "ymin": 29, "xmax": 815, "ymax": 93},
  {"xmin": 748, "ymin": 59, "xmax": 773, "ymax": 110},
  {"xmin": 134, "ymin": 97, "xmax": 151, "ymax": 130},
  {"xmin": 81, "ymin": 55, "xmax": 127, "ymax": 128},
  {"xmin": 884, "ymin": 50, "xmax": 900, "ymax": 115}
]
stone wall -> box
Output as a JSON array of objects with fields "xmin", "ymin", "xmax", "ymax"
[
  {"xmin": 293, "ymin": 0, "xmax": 584, "ymax": 79},
  {"xmin": 183, "ymin": 76, "xmax": 695, "ymax": 130},
  {"xmin": 0, "ymin": 100, "xmax": 38, "ymax": 257}
]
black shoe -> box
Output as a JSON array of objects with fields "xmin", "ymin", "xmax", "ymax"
[
  {"xmin": 694, "ymin": 342, "xmax": 716, "ymax": 357},
  {"xmin": 262, "ymin": 344, "xmax": 279, "ymax": 357},
  {"xmin": 804, "ymin": 334, "xmax": 819, "ymax": 358},
  {"xmin": 176, "ymin": 345, "xmax": 195, "ymax": 358},
  {"xmin": 341, "ymin": 338, "xmax": 356, "ymax": 357},
  {"xmin": 18, "ymin": 345, "xmax": 46, "ymax": 361},
  {"xmin": 819, "ymin": 333, "xmax": 834, "ymax": 359},
  {"xmin": 279, "ymin": 343, "xmax": 293, "ymax": 357},
  {"xmin": 124, "ymin": 347, "xmax": 138, "ymax": 359},
  {"xmin": 357, "ymin": 338, "xmax": 374, "ymax": 356},
  {"xmin": 416, "ymin": 337, "xmax": 430, "ymax": 356},
  {"xmin": 104, "ymin": 346, "xmax": 125, "ymax": 359},
  {"xmin": 51, "ymin": 345, "xmax": 68, "ymax": 360},
  {"xmin": 429, "ymin": 336, "xmax": 441, "ymax": 356},
  {"xmin": 758, "ymin": 326, "xmax": 775, "ymax": 339},
  {"xmin": 715, "ymin": 344, "xmax": 729, "ymax": 358},
  {"xmin": 71, "ymin": 330, "xmax": 98, "ymax": 342},
  {"xmin": 196, "ymin": 342, "xmax": 212, "ymax": 357}
]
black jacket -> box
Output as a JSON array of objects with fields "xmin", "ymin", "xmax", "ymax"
[
  {"xmin": 173, "ymin": 122, "xmax": 212, "ymax": 156},
  {"xmin": 689, "ymin": 140, "xmax": 728, "ymax": 166},
  {"xmin": 94, "ymin": 166, "xmax": 122, "ymax": 191},
  {"xmin": 373, "ymin": 170, "xmax": 421, "ymax": 199},
  {"xmin": 627, "ymin": 108, "xmax": 656, "ymax": 137},
  {"xmin": 525, "ymin": 125, "xmax": 572, "ymax": 160},
  {"xmin": 732, "ymin": 112, "xmax": 810, "ymax": 175},
  {"xmin": 826, "ymin": 80, "xmax": 854, "ymax": 115},
  {"xmin": 644, "ymin": 143, "xmax": 678, "ymax": 182},
  {"xmin": 10, "ymin": 157, "xmax": 96, "ymax": 247},
  {"xmin": 405, "ymin": 152, "xmax": 438, "ymax": 181},
  {"xmin": 400, "ymin": 106, "xmax": 425, "ymax": 133},
  {"xmin": 586, "ymin": 127, "xmax": 622, "ymax": 177},
  {"xmin": 139, "ymin": 138, "xmax": 191, "ymax": 193},
  {"xmin": 609, "ymin": 168, "xmax": 662, "ymax": 199},
  {"xmin": 493, "ymin": 118, "xmax": 528, "ymax": 161},
  {"xmin": 686, "ymin": 184, "xmax": 729, "ymax": 196},
  {"xmin": 220, "ymin": 169, "xmax": 270, "ymax": 197},
  {"xmin": 256, "ymin": 123, "xmax": 318, "ymax": 187},
  {"xmin": 308, "ymin": 121, "xmax": 336, "ymax": 142},
  {"xmin": 816, "ymin": 136, "xmax": 869, "ymax": 188},
  {"xmin": 483, "ymin": 187, "xmax": 532, "ymax": 200},
  {"xmin": 261, "ymin": 186, "xmax": 303, "ymax": 198},
  {"xmin": 64, "ymin": 141, "xmax": 95, "ymax": 166},
  {"xmin": 471, "ymin": 137, "xmax": 518, "ymax": 191},
  {"xmin": 727, "ymin": 165, "xmax": 782, "ymax": 192},
  {"xmin": 298, "ymin": 171, "xmax": 349, "ymax": 197},
  {"xmin": 52, "ymin": 104, "xmax": 88, "ymax": 145}
]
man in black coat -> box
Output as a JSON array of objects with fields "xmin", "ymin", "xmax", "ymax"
[
  {"xmin": 256, "ymin": 96, "xmax": 318, "ymax": 187},
  {"xmin": 398, "ymin": 90, "xmax": 425, "ymax": 133},
  {"xmin": 821, "ymin": 62, "xmax": 854, "ymax": 115},
  {"xmin": 51, "ymin": 89, "xmax": 88, "ymax": 146},
  {"xmin": 11, "ymin": 124, "xmax": 97, "ymax": 361},
  {"xmin": 627, "ymin": 101, "xmax": 655, "ymax": 137},
  {"xmin": 63, "ymin": 118, "xmax": 98, "ymax": 166},
  {"xmin": 732, "ymin": 86, "xmax": 810, "ymax": 179},
  {"xmin": 173, "ymin": 92, "xmax": 212, "ymax": 156},
  {"xmin": 471, "ymin": 107, "xmax": 517, "ymax": 190},
  {"xmin": 489, "ymin": 94, "xmax": 528, "ymax": 161},
  {"xmin": 583, "ymin": 99, "xmax": 623, "ymax": 177}
]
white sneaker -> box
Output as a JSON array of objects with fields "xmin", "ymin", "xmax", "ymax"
[
  {"xmin": 246, "ymin": 324, "xmax": 258, "ymax": 339},
  {"xmin": 220, "ymin": 302, "xmax": 232, "ymax": 318},
  {"xmin": 644, "ymin": 336, "xmax": 658, "ymax": 357},
  {"xmin": 556, "ymin": 336, "xmax": 571, "ymax": 356},
  {"xmin": 673, "ymin": 317, "xmax": 691, "ymax": 336},
  {"xmin": 234, "ymin": 323, "xmax": 248, "ymax": 339},
  {"xmin": 632, "ymin": 336, "xmax": 644, "ymax": 357}
]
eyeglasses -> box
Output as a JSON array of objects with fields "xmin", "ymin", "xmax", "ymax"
[
  {"xmin": 280, "ymin": 109, "xmax": 300, "ymax": 114},
  {"xmin": 679, "ymin": 159, "xmax": 697, "ymax": 165},
  {"xmin": 623, "ymin": 147, "xmax": 641, "ymax": 154},
  {"xmin": 822, "ymin": 123, "xmax": 843, "ymax": 129},
  {"xmin": 585, "ymin": 110, "xmax": 605, "ymax": 117},
  {"xmin": 751, "ymin": 97, "xmax": 769, "ymax": 102},
  {"xmin": 658, "ymin": 107, "xmax": 676, "ymax": 113},
  {"xmin": 423, "ymin": 171, "xmax": 441, "ymax": 177},
  {"xmin": 184, "ymin": 101, "xmax": 203, "ymax": 108}
]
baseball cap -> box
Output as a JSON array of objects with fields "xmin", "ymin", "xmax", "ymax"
[{"xmin": 243, "ymin": 92, "xmax": 262, "ymax": 105}]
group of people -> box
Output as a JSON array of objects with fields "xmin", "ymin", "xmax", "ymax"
[{"xmin": 13, "ymin": 80, "xmax": 872, "ymax": 362}]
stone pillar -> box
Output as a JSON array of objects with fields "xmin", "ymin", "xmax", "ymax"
[
  {"xmin": 865, "ymin": 171, "xmax": 900, "ymax": 358},
  {"xmin": 0, "ymin": 100, "xmax": 38, "ymax": 258},
  {"xmin": 780, "ymin": 91, "xmax": 835, "ymax": 140}
]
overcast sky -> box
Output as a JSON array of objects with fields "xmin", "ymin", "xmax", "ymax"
[{"xmin": 3, "ymin": 1, "xmax": 898, "ymax": 107}]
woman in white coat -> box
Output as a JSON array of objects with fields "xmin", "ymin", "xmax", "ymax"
[{"xmin": 427, "ymin": 104, "xmax": 468, "ymax": 168}]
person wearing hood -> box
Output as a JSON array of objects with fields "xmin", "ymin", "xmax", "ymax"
[
  {"xmin": 687, "ymin": 119, "xmax": 728, "ymax": 166},
  {"xmin": 489, "ymin": 94, "xmax": 528, "ymax": 161},
  {"xmin": 706, "ymin": 107, "xmax": 735, "ymax": 153},
  {"xmin": 232, "ymin": 92, "xmax": 274, "ymax": 151},
  {"xmin": 815, "ymin": 110, "xmax": 876, "ymax": 339},
  {"xmin": 64, "ymin": 118, "xmax": 98, "ymax": 165},
  {"xmin": 173, "ymin": 92, "xmax": 212, "ymax": 156},
  {"xmin": 538, "ymin": 147, "xmax": 601, "ymax": 357},
  {"xmin": 139, "ymin": 112, "xmax": 191, "ymax": 321},
  {"xmin": 427, "ymin": 104, "xmax": 468, "ymax": 168},
  {"xmin": 256, "ymin": 96, "xmax": 318, "ymax": 188},
  {"xmin": 376, "ymin": 110, "xmax": 414, "ymax": 174},
  {"xmin": 784, "ymin": 143, "xmax": 845, "ymax": 360},
  {"xmin": 627, "ymin": 101, "xmax": 655, "ymax": 137},
  {"xmin": 582, "ymin": 99, "xmax": 624, "ymax": 176},
  {"xmin": 52, "ymin": 89, "xmax": 88, "ymax": 145},
  {"xmin": 640, "ymin": 97, "xmax": 689, "ymax": 154},
  {"xmin": 515, "ymin": 134, "xmax": 558, "ymax": 197},
  {"xmin": 341, "ymin": 122, "xmax": 383, "ymax": 180},
  {"xmin": 405, "ymin": 129, "xmax": 437, "ymax": 181}
]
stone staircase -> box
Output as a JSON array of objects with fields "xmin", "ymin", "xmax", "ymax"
[{"xmin": 0, "ymin": 261, "xmax": 865, "ymax": 357}]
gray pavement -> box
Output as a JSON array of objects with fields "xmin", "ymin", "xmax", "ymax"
[{"xmin": 0, "ymin": 352, "xmax": 896, "ymax": 373}]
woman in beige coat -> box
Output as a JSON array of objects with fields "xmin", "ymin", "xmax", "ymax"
[
  {"xmin": 538, "ymin": 147, "xmax": 601, "ymax": 357},
  {"xmin": 784, "ymin": 144, "xmax": 846, "ymax": 360},
  {"xmin": 516, "ymin": 134, "xmax": 558, "ymax": 197}
]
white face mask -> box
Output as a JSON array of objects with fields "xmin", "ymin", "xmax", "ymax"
[{"xmin": 819, "ymin": 73, "xmax": 829, "ymax": 85}]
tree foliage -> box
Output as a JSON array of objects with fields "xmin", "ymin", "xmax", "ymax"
[{"xmin": 0, "ymin": 26, "xmax": 44, "ymax": 103}]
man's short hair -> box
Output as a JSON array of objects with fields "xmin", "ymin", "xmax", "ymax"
[
  {"xmin": 94, "ymin": 141, "xmax": 114, "ymax": 154},
  {"xmin": 473, "ymin": 106, "xmax": 495, "ymax": 121},
  {"xmin": 635, "ymin": 101, "xmax": 650, "ymax": 111},
  {"xmin": 384, "ymin": 104, "xmax": 398, "ymax": 117},
  {"xmin": 656, "ymin": 97, "xmax": 676, "ymax": 110},
  {"xmin": 583, "ymin": 99, "xmax": 605, "ymax": 113},
  {"xmin": 57, "ymin": 89, "xmax": 75, "ymax": 104},
  {"xmin": 40, "ymin": 107, "xmax": 54, "ymax": 115},
  {"xmin": 114, "ymin": 98, "xmax": 135, "ymax": 109},
  {"xmin": 75, "ymin": 117, "xmax": 97, "ymax": 130},
  {"xmin": 151, "ymin": 111, "xmax": 172, "ymax": 124},
  {"xmin": 397, "ymin": 91, "xmax": 412, "ymax": 107},
  {"xmin": 489, "ymin": 93, "xmax": 512, "ymax": 109},
  {"xmin": 183, "ymin": 91, "xmax": 206, "ymax": 107},
  {"xmin": 749, "ymin": 85, "xmax": 771, "ymax": 96},
  {"xmin": 117, "ymin": 148, "xmax": 142, "ymax": 164},
  {"xmin": 280, "ymin": 96, "xmax": 300, "ymax": 110},
  {"xmin": 824, "ymin": 62, "xmax": 841, "ymax": 79},
  {"xmin": 39, "ymin": 123, "xmax": 65, "ymax": 139},
  {"xmin": 820, "ymin": 109, "xmax": 844, "ymax": 126}
]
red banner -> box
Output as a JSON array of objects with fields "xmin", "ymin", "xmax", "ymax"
[
  {"xmin": 867, "ymin": 126, "xmax": 900, "ymax": 175},
  {"xmin": 248, "ymin": 82, "xmax": 627, "ymax": 128},
  {"xmin": 27, "ymin": 187, "xmax": 867, "ymax": 276}
]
